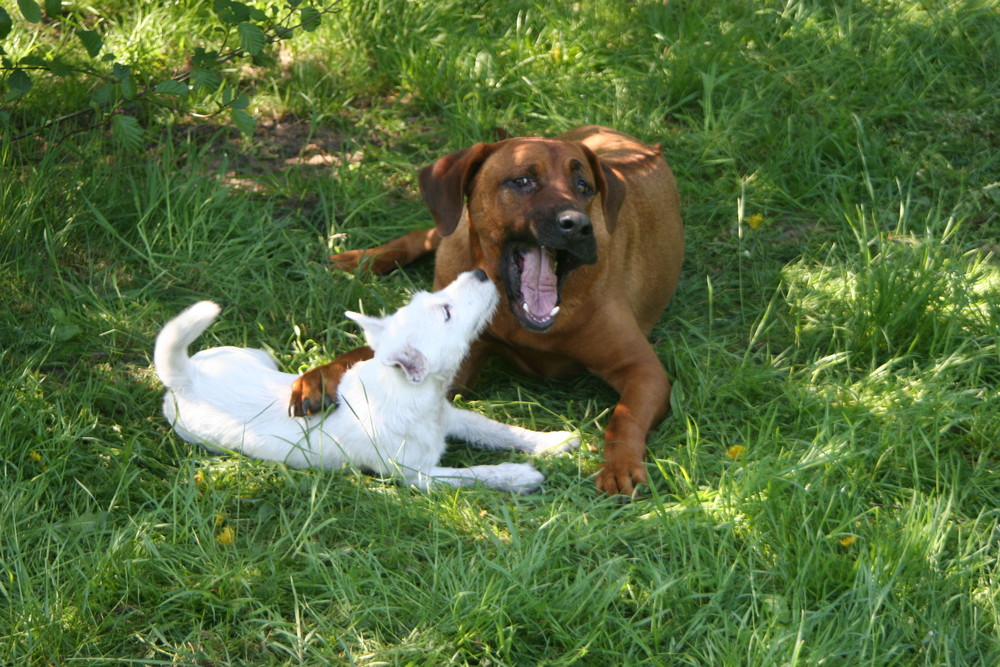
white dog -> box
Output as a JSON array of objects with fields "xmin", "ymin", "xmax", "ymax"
[{"xmin": 154, "ymin": 270, "xmax": 580, "ymax": 492}]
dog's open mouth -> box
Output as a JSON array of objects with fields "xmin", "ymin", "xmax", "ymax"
[{"xmin": 503, "ymin": 243, "xmax": 566, "ymax": 332}]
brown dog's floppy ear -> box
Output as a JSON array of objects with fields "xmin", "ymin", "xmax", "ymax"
[
  {"xmin": 582, "ymin": 146, "xmax": 627, "ymax": 234},
  {"xmin": 418, "ymin": 142, "xmax": 494, "ymax": 237}
]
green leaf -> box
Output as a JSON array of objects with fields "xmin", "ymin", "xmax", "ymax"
[
  {"xmin": 228, "ymin": 0, "xmax": 251, "ymax": 23},
  {"xmin": 18, "ymin": 0, "xmax": 42, "ymax": 24},
  {"xmin": 19, "ymin": 55, "xmax": 48, "ymax": 68},
  {"xmin": 111, "ymin": 62, "xmax": 131, "ymax": 81},
  {"xmin": 120, "ymin": 74, "xmax": 137, "ymax": 100},
  {"xmin": 52, "ymin": 323, "xmax": 81, "ymax": 342},
  {"xmin": 250, "ymin": 52, "xmax": 276, "ymax": 68},
  {"xmin": 237, "ymin": 22, "xmax": 265, "ymax": 56},
  {"xmin": 6, "ymin": 69, "xmax": 32, "ymax": 97},
  {"xmin": 222, "ymin": 86, "xmax": 253, "ymax": 112},
  {"xmin": 213, "ymin": 0, "xmax": 250, "ymax": 25},
  {"xmin": 154, "ymin": 79, "xmax": 188, "ymax": 97},
  {"xmin": 75, "ymin": 29, "xmax": 103, "ymax": 58},
  {"xmin": 190, "ymin": 67, "xmax": 221, "ymax": 93},
  {"xmin": 112, "ymin": 114, "xmax": 143, "ymax": 151},
  {"xmin": 300, "ymin": 7, "xmax": 321, "ymax": 32},
  {"xmin": 231, "ymin": 108, "xmax": 256, "ymax": 136},
  {"xmin": 91, "ymin": 82, "xmax": 115, "ymax": 107},
  {"xmin": 48, "ymin": 57, "xmax": 71, "ymax": 76},
  {"xmin": 0, "ymin": 8, "xmax": 12, "ymax": 41},
  {"xmin": 191, "ymin": 47, "xmax": 220, "ymax": 68},
  {"xmin": 44, "ymin": 0, "xmax": 61, "ymax": 19}
]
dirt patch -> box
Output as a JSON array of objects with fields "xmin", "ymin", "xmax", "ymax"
[{"xmin": 176, "ymin": 112, "xmax": 367, "ymax": 186}]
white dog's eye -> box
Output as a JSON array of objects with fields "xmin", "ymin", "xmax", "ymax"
[{"xmin": 441, "ymin": 304, "xmax": 452, "ymax": 322}]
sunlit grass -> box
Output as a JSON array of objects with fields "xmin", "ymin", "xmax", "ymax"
[{"xmin": 783, "ymin": 208, "xmax": 999, "ymax": 373}]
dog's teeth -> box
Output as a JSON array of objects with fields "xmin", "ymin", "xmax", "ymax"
[
  {"xmin": 523, "ymin": 302, "xmax": 530, "ymax": 312},
  {"xmin": 549, "ymin": 306, "xmax": 560, "ymax": 317}
]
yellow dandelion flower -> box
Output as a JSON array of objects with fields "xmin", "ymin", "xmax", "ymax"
[
  {"xmin": 746, "ymin": 213, "xmax": 764, "ymax": 229},
  {"xmin": 216, "ymin": 526, "xmax": 235, "ymax": 545},
  {"xmin": 726, "ymin": 445, "xmax": 745, "ymax": 459},
  {"xmin": 194, "ymin": 471, "xmax": 204, "ymax": 485},
  {"xmin": 214, "ymin": 513, "xmax": 226, "ymax": 526},
  {"xmin": 838, "ymin": 535, "xmax": 857, "ymax": 547},
  {"xmin": 28, "ymin": 451, "xmax": 47, "ymax": 470}
]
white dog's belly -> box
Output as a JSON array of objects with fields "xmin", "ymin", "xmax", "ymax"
[
  {"xmin": 163, "ymin": 347, "xmax": 334, "ymax": 467},
  {"xmin": 164, "ymin": 348, "xmax": 445, "ymax": 475}
]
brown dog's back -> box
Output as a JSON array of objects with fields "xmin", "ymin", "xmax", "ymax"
[{"xmin": 555, "ymin": 125, "xmax": 683, "ymax": 334}]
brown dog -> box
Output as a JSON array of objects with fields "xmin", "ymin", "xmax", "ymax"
[{"xmin": 290, "ymin": 126, "xmax": 683, "ymax": 496}]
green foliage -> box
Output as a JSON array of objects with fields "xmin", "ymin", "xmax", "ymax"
[
  {"xmin": 1, "ymin": 0, "xmax": 999, "ymax": 663},
  {"xmin": 0, "ymin": 0, "xmax": 339, "ymax": 142},
  {"xmin": 16, "ymin": 0, "xmax": 41, "ymax": 24}
]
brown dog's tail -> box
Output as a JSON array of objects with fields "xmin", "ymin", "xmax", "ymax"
[{"xmin": 154, "ymin": 301, "xmax": 221, "ymax": 393}]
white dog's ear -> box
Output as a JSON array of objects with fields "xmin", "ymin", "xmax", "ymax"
[
  {"xmin": 385, "ymin": 344, "xmax": 428, "ymax": 383},
  {"xmin": 345, "ymin": 311, "xmax": 385, "ymax": 347}
]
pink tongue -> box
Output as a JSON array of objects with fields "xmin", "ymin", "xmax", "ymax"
[{"xmin": 520, "ymin": 247, "xmax": 558, "ymax": 320}]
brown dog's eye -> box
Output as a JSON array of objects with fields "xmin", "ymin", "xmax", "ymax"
[
  {"xmin": 576, "ymin": 178, "xmax": 593, "ymax": 196},
  {"xmin": 508, "ymin": 176, "xmax": 535, "ymax": 190}
]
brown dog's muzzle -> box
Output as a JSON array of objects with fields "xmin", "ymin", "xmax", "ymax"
[
  {"xmin": 500, "ymin": 206, "xmax": 598, "ymax": 333},
  {"xmin": 545, "ymin": 209, "xmax": 595, "ymax": 257}
]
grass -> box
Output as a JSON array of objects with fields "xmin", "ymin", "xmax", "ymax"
[{"xmin": 2, "ymin": 0, "xmax": 999, "ymax": 663}]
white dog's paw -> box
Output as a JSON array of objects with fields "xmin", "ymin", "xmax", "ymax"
[
  {"xmin": 481, "ymin": 462, "xmax": 545, "ymax": 494},
  {"xmin": 523, "ymin": 430, "xmax": 582, "ymax": 455}
]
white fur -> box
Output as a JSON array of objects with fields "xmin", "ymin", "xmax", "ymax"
[{"xmin": 154, "ymin": 271, "xmax": 580, "ymax": 492}]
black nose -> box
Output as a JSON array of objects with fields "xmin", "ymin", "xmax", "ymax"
[
  {"xmin": 557, "ymin": 210, "xmax": 592, "ymax": 239},
  {"xmin": 472, "ymin": 268, "xmax": 488, "ymax": 282}
]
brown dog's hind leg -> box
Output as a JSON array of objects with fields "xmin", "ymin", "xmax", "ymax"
[
  {"xmin": 329, "ymin": 229, "xmax": 440, "ymax": 275},
  {"xmin": 289, "ymin": 346, "xmax": 374, "ymax": 416}
]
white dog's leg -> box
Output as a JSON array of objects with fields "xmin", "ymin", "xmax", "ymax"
[
  {"xmin": 409, "ymin": 462, "xmax": 545, "ymax": 494},
  {"xmin": 443, "ymin": 405, "xmax": 581, "ymax": 454}
]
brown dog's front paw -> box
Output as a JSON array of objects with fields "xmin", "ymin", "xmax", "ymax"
[
  {"xmin": 328, "ymin": 249, "xmax": 367, "ymax": 273},
  {"xmin": 289, "ymin": 348, "xmax": 373, "ymax": 417},
  {"xmin": 595, "ymin": 460, "xmax": 647, "ymax": 499},
  {"xmin": 289, "ymin": 368, "xmax": 338, "ymax": 417}
]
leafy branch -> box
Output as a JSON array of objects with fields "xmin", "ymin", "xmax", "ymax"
[{"xmin": 0, "ymin": 0, "xmax": 337, "ymax": 148}]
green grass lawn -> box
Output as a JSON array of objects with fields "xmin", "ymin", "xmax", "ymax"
[{"xmin": 2, "ymin": 0, "xmax": 999, "ymax": 663}]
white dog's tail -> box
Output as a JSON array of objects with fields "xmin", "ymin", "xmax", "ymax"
[{"xmin": 154, "ymin": 301, "xmax": 221, "ymax": 393}]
